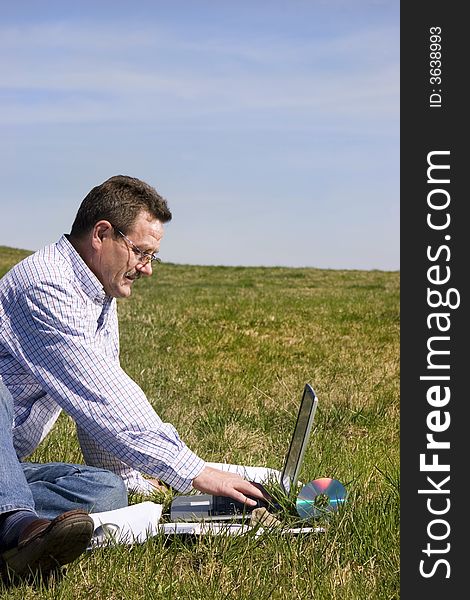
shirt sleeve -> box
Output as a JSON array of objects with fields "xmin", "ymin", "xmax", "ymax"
[
  {"xmin": 76, "ymin": 425, "xmax": 157, "ymax": 495},
  {"xmin": 4, "ymin": 279, "xmax": 205, "ymax": 492}
]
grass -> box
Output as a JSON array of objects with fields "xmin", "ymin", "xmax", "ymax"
[{"xmin": 0, "ymin": 246, "xmax": 400, "ymax": 599}]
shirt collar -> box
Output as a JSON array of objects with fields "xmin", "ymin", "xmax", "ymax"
[{"xmin": 56, "ymin": 235, "xmax": 108, "ymax": 304}]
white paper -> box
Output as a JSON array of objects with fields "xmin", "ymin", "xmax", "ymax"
[
  {"xmin": 205, "ymin": 462, "xmax": 282, "ymax": 484},
  {"xmin": 89, "ymin": 501, "xmax": 163, "ymax": 547}
]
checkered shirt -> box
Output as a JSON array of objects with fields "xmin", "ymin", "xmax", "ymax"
[{"xmin": 0, "ymin": 235, "xmax": 205, "ymax": 493}]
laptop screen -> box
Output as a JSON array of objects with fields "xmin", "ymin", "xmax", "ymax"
[{"xmin": 281, "ymin": 384, "xmax": 318, "ymax": 495}]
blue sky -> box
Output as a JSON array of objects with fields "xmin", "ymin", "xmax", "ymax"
[{"xmin": 0, "ymin": 0, "xmax": 399, "ymax": 270}]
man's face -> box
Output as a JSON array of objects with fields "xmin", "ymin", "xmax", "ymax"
[{"xmin": 97, "ymin": 211, "xmax": 164, "ymax": 298}]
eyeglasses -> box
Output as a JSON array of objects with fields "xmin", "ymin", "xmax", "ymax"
[{"xmin": 114, "ymin": 228, "xmax": 161, "ymax": 266}]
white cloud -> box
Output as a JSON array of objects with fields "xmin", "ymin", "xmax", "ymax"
[
  {"xmin": 0, "ymin": 31, "xmax": 398, "ymax": 128},
  {"xmin": 0, "ymin": 20, "xmax": 399, "ymax": 125}
]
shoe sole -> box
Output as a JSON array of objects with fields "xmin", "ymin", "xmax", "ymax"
[{"xmin": 1, "ymin": 510, "xmax": 94, "ymax": 579}]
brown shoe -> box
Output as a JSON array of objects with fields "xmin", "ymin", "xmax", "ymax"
[{"xmin": 1, "ymin": 509, "xmax": 94, "ymax": 579}]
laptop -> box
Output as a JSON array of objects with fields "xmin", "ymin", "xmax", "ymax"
[{"xmin": 170, "ymin": 383, "xmax": 318, "ymax": 522}]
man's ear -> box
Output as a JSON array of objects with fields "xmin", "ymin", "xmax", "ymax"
[{"xmin": 91, "ymin": 220, "xmax": 113, "ymax": 250}]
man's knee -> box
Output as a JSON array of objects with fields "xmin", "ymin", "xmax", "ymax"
[{"xmin": 84, "ymin": 467, "xmax": 129, "ymax": 512}]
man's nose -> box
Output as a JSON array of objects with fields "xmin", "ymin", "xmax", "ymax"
[{"xmin": 136, "ymin": 261, "xmax": 153, "ymax": 276}]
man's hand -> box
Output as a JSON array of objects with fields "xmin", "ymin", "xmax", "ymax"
[{"xmin": 192, "ymin": 466, "xmax": 268, "ymax": 507}]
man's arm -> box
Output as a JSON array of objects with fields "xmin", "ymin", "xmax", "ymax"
[
  {"xmin": 76, "ymin": 425, "xmax": 158, "ymax": 494},
  {"xmin": 4, "ymin": 280, "xmax": 205, "ymax": 492}
]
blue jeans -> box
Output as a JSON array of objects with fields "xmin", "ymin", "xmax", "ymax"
[
  {"xmin": 22, "ymin": 462, "xmax": 128, "ymax": 520},
  {"xmin": 1, "ymin": 381, "xmax": 128, "ymax": 520},
  {"xmin": 0, "ymin": 382, "xmax": 35, "ymax": 516}
]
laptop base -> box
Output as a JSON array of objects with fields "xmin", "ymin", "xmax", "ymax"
[{"xmin": 170, "ymin": 485, "xmax": 281, "ymax": 522}]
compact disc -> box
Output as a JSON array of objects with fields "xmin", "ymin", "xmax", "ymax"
[{"xmin": 296, "ymin": 478, "xmax": 347, "ymax": 519}]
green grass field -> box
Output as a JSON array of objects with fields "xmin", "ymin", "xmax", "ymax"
[{"xmin": 0, "ymin": 246, "xmax": 400, "ymax": 599}]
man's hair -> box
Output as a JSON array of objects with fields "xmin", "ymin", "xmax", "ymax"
[{"xmin": 70, "ymin": 175, "xmax": 172, "ymax": 238}]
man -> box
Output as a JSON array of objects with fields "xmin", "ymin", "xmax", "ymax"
[
  {"xmin": 1, "ymin": 380, "xmax": 94, "ymax": 579},
  {"xmin": 0, "ymin": 175, "xmax": 265, "ymax": 521}
]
